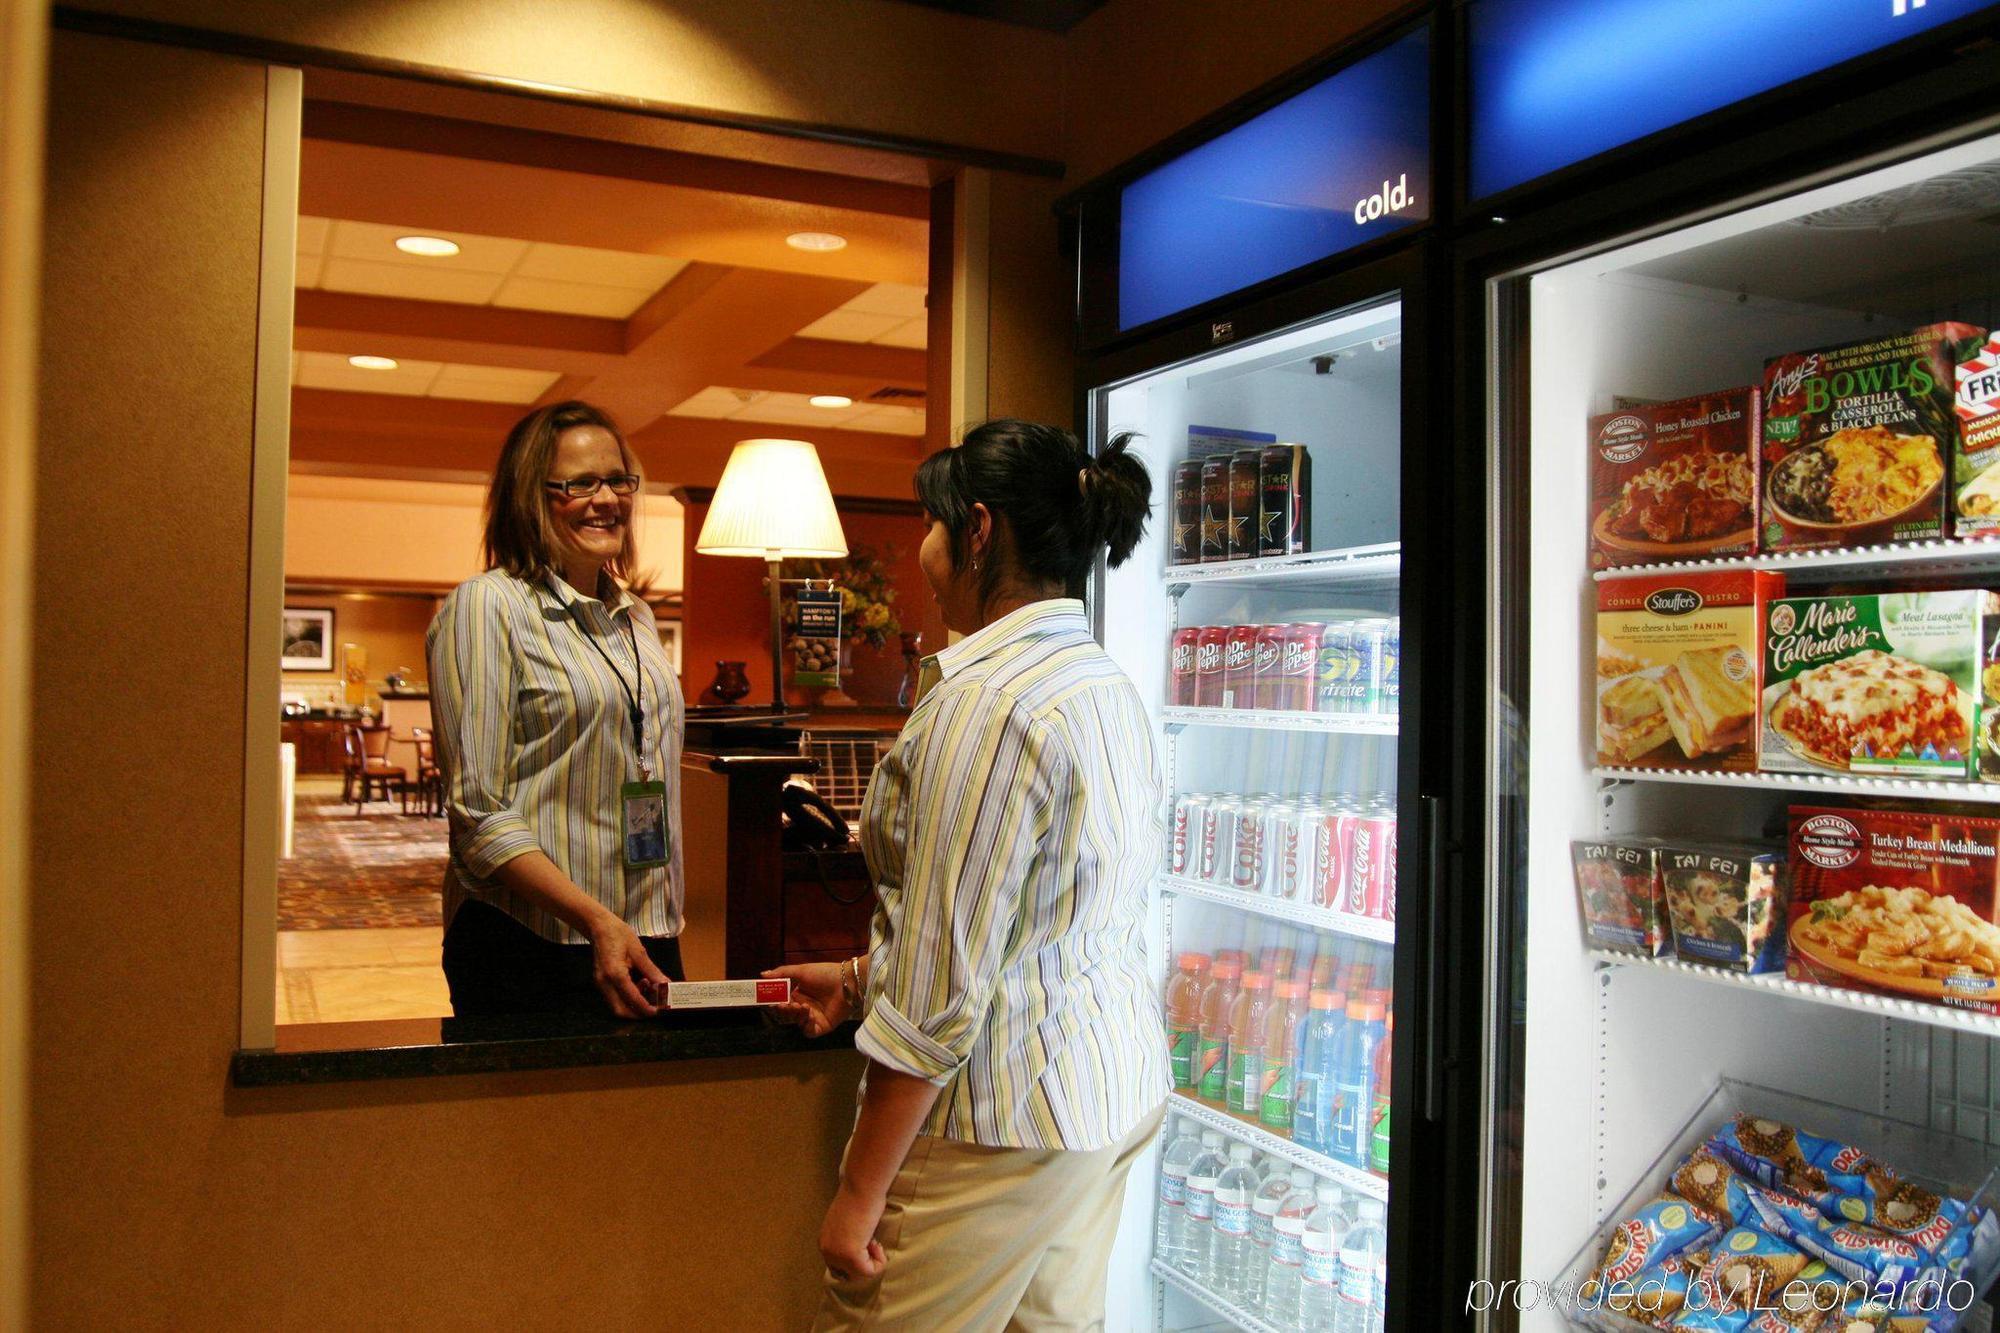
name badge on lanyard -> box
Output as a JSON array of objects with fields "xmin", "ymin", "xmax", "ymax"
[{"xmin": 622, "ymin": 779, "xmax": 669, "ymax": 868}]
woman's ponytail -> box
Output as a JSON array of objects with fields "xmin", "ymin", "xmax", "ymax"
[{"xmin": 1086, "ymin": 432, "xmax": 1152, "ymax": 569}]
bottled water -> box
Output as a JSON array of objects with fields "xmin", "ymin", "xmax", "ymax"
[
  {"xmin": 1209, "ymin": 1144, "xmax": 1260, "ymax": 1302},
  {"xmin": 1178, "ymin": 1131, "xmax": 1228, "ymax": 1282},
  {"xmin": 1299, "ymin": 1182, "xmax": 1352, "ymax": 1332},
  {"xmin": 1154, "ymin": 1118, "xmax": 1205, "ymax": 1272},
  {"xmin": 1334, "ymin": 1197, "xmax": 1386, "ymax": 1333},
  {"xmin": 1258, "ymin": 1168, "xmax": 1317, "ymax": 1320}
]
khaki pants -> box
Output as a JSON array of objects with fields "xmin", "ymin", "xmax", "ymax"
[{"xmin": 813, "ymin": 1104, "xmax": 1166, "ymax": 1333}]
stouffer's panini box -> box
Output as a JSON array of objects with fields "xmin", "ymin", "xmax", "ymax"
[
  {"xmin": 1596, "ymin": 571, "xmax": 1780, "ymax": 773},
  {"xmin": 1588, "ymin": 387, "xmax": 1759, "ymax": 570},
  {"xmin": 1760, "ymin": 591, "xmax": 1982, "ymax": 782},
  {"xmin": 1761, "ymin": 322, "xmax": 1983, "ymax": 552},
  {"xmin": 1788, "ymin": 805, "xmax": 2000, "ymax": 1016}
]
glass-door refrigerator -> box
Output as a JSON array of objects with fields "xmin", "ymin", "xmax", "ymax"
[
  {"xmin": 1478, "ymin": 30, "xmax": 2000, "ymax": 1333},
  {"xmin": 1081, "ymin": 242, "xmax": 1446, "ymax": 1332}
]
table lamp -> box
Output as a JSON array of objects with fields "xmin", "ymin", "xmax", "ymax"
[{"xmin": 694, "ymin": 438, "xmax": 848, "ymax": 711}]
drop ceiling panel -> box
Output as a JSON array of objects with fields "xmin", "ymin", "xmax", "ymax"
[
  {"xmin": 297, "ymin": 215, "xmax": 331, "ymax": 256},
  {"xmin": 798, "ymin": 309, "xmax": 907, "ymax": 343},
  {"xmin": 846, "ymin": 405, "xmax": 927, "ymax": 435},
  {"xmin": 296, "ymin": 246, "xmax": 326, "ymax": 287},
  {"xmin": 295, "ymin": 349, "xmax": 444, "ymax": 396},
  {"xmin": 844, "ymin": 282, "xmax": 927, "ymax": 318},
  {"xmin": 874, "ymin": 317, "xmax": 929, "ymax": 349},
  {"xmin": 668, "ymin": 385, "xmax": 924, "ymax": 433},
  {"xmin": 491, "ymin": 276, "xmax": 654, "ymax": 318},
  {"xmin": 669, "ymin": 386, "xmax": 753, "ymax": 419},
  {"xmin": 429, "ymin": 364, "xmax": 562, "ymax": 403},
  {"xmin": 319, "ymin": 257, "xmax": 508, "ymax": 304},
  {"xmin": 512, "ymin": 243, "xmax": 687, "ymax": 290},
  {"xmin": 324, "ymin": 218, "xmax": 529, "ymax": 273}
]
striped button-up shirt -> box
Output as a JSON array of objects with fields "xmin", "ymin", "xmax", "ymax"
[
  {"xmin": 857, "ymin": 598, "xmax": 1170, "ymax": 1150},
  {"xmin": 427, "ymin": 568, "xmax": 684, "ymax": 944}
]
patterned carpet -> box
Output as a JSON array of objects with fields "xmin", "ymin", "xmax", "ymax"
[{"xmin": 280, "ymin": 782, "xmax": 445, "ymax": 930}]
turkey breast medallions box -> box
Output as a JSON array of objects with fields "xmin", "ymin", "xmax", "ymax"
[
  {"xmin": 1595, "ymin": 571, "xmax": 1780, "ymax": 772},
  {"xmin": 1788, "ymin": 805, "xmax": 2000, "ymax": 1015},
  {"xmin": 1760, "ymin": 591, "xmax": 1982, "ymax": 782}
]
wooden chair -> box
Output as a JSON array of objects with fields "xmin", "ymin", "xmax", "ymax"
[
  {"xmin": 404, "ymin": 727, "xmax": 443, "ymax": 817},
  {"xmin": 342, "ymin": 724, "xmax": 405, "ymax": 815}
]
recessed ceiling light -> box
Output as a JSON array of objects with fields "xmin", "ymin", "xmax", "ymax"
[
  {"xmin": 786, "ymin": 231, "xmax": 848, "ymax": 252},
  {"xmin": 348, "ymin": 355, "xmax": 399, "ymax": 371},
  {"xmin": 809, "ymin": 395, "xmax": 854, "ymax": 409},
  {"xmin": 395, "ymin": 235, "xmax": 460, "ymax": 257}
]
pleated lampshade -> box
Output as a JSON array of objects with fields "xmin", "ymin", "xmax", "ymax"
[{"xmin": 694, "ymin": 438, "xmax": 849, "ymax": 558}]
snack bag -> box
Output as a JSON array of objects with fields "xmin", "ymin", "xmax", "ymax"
[
  {"xmin": 1595, "ymin": 1194, "xmax": 1731, "ymax": 1290},
  {"xmin": 1709, "ymin": 1117, "xmax": 1834, "ymax": 1196},
  {"xmin": 1673, "ymin": 1145, "xmax": 1758, "ymax": 1219}
]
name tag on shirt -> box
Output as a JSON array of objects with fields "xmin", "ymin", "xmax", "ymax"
[{"xmin": 621, "ymin": 779, "xmax": 669, "ymax": 868}]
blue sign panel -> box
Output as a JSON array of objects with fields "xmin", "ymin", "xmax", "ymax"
[
  {"xmin": 1470, "ymin": 0, "xmax": 2000, "ymax": 201},
  {"xmin": 1117, "ymin": 27, "xmax": 1430, "ymax": 333}
]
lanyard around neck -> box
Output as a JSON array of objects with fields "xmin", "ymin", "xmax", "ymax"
[{"xmin": 551, "ymin": 578, "xmax": 648, "ymax": 778}]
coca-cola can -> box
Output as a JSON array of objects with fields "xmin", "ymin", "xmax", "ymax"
[
  {"xmin": 1276, "ymin": 622, "xmax": 1323, "ymax": 713},
  {"xmin": 1231, "ymin": 797, "xmax": 1271, "ymax": 892},
  {"xmin": 1168, "ymin": 793, "xmax": 1209, "ymax": 876},
  {"xmin": 1315, "ymin": 803, "xmax": 1351, "ymax": 909},
  {"xmin": 1251, "ymin": 625, "xmax": 1286, "ymax": 710},
  {"xmin": 1168, "ymin": 628, "xmax": 1200, "ymax": 707},
  {"xmin": 1199, "ymin": 796, "xmax": 1240, "ymax": 883},
  {"xmin": 1222, "ymin": 625, "xmax": 1258, "ymax": 709},
  {"xmin": 1194, "ymin": 627, "xmax": 1227, "ymax": 707},
  {"xmin": 1380, "ymin": 813, "xmax": 1398, "ymax": 922},
  {"xmin": 1335, "ymin": 806, "xmax": 1369, "ymax": 914},
  {"xmin": 1353, "ymin": 813, "xmax": 1395, "ymax": 918}
]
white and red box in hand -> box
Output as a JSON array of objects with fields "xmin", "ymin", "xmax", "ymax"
[{"xmin": 664, "ymin": 978, "xmax": 794, "ymax": 1009}]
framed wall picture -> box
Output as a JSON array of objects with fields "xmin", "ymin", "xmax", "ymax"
[
  {"xmin": 657, "ymin": 620, "xmax": 682, "ymax": 675},
  {"xmin": 281, "ymin": 607, "xmax": 335, "ymax": 671}
]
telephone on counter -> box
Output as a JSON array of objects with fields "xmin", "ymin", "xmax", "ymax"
[{"xmin": 780, "ymin": 778, "xmax": 849, "ymax": 852}]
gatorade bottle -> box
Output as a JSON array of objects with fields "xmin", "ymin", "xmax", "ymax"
[
  {"xmin": 1195, "ymin": 959, "xmax": 1241, "ymax": 1105},
  {"xmin": 1180, "ymin": 1130, "xmax": 1228, "ymax": 1281},
  {"xmin": 1334, "ymin": 1198, "xmax": 1386, "ymax": 1333},
  {"xmin": 1330, "ymin": 996, "xmax": 1387, "ymax": 1169},
  {"xmin": 1209, "ymin": 1143, "xmax": 1260, "ymax": 1301},
  {"xmin": 1259, "ymin": 978, "xmax": 1310, "ymax": 1132},
  {"xmin": 1164, "ymin": 953, "xmax": 1210, "ymax": 1089},
  {"xmin": 1299, "ymin": 1181, "xmax": 1352, "ymax": 1331},
  {"xmin": 1227, "ymin": 971, "xmax": 1271, "ymax": 1116},
  {"xmin": 1155, "ymin": 1116, "xmax": 1205, "ymax": 1271},
  {"xmin": 1369, "ymin": 1012, "xmax": 1392, "ymax": 1174},
  {"xmin": 1292, "ymin": 988, "xmax": 1343, "ymax": 1154},
  {"xmin": 1262, "ymin": 1169, "xmax": 1319, "ymax": 1322}
]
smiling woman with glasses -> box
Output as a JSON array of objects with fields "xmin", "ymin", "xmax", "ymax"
[{"xmin": 425, "ymin": 400, "xmax": 687, "ymax": 1018}]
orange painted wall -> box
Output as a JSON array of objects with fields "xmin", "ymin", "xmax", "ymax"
[
  {"xmin": 32, "ymin": 32, "xmax": 862, "ymax": 1328},
  {"xmin": 279, "ymin": 592, "xmax": 438, "ymax": 694}
]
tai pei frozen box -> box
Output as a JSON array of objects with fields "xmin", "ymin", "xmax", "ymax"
[
  {"xmin": 1596, "ymin": 571, "xmax": 1780, "ymax": 772},
  {"xmin": 1760, "ymin": 591, "xmax": 1984, "ymax": 782},
  {"xmin": 1588, "ymin": 387, "xmax": 1758, "ymax": 570},
  {"xmin": 1788, "ymin": 805, "xmax": 2000, "ymax": 1015}
]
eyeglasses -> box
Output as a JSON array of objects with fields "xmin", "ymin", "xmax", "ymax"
[{"xmin": 544, "ymin": 473, "xmax": 641, "ymax": 500}]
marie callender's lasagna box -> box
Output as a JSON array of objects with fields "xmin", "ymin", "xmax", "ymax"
[
  {"xmin": 1588, "ymin": 388, "xmax": 1759, "ymax": 570},
  {"xmin": 1761, "ymin": 591, "xmax": 1981, "ymax": 782},
  {"xmin": 1596, "ymin": 571, "xmax": 1779, "ymax": 772},
  {"xmin": 1788, "ymin": 804, "xmax": 2000, "ymax": 1015}
]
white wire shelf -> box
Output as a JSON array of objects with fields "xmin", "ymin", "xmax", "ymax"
[
  {"xmin": 1590, "ymin": 950, "xmax": 2000, "ymax": 1037},
  {"xmin": 1151, "ymin": 1258, "xmax": 1281, "ymax": 1333},
  {"xmin": 1590, "ymin": 536, "xmax": 2000, "ymax": 584},
  {"xmin": 1593, "ymin": 766, "xmax": 2000, "ymax": 803},
  {"xmin": 1163, "ymin": 707, "xmax": 1398, "ymax": 736},
  {"xmin": 1168, "ymin": 1091, "xmax": 1390, "ymax": 1204},
  {"xmin": 1165, "ymin": 542, "xmax": 1401, "ymax": 592},
  {"xmin": 1162, "ymin": 874, "xmax": 1396, "ymax": 944}
]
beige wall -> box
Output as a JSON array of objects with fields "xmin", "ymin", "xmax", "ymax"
[{"xmin": 34, "ymin": 31, "xmax": 862, "ymax": 1327}]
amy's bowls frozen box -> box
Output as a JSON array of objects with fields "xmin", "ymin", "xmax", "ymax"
[
  {"xmin": 1659, "ymin": 843, "xmax": 1787, "ymax": 974},
  {"xmin": 1761, "ymin": 591, "xmax": 1981, "ymax": 782},
  {"xmin": 1597, "ymin": 571, "xmax": 1780, "ymax": 772},
  {"xmin": 1788, "ymin": 804, "xmax": 2000, "ymax": 1015},
  {"xmin": 1589, "ymin": 387, "xmax": 1759, "ymax": 570},
  {"xmin": 1761, "ymin": 322, "xmax": 1983, "ymax": 552}
]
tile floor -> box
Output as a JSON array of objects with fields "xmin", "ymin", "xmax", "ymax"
[{"xmin": 276, "ymin": 925, "xmax": 452, "ymax": 1024}]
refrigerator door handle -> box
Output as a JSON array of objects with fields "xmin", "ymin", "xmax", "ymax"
[{"xmin": 1421, "ymin": 792, "xmax": 1451, "ymax": 1124}]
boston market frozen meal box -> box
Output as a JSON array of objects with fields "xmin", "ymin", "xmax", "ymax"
[
  {"xmin": 1760, "ymin": 591, "xmax": 1982, "ymax": 782},
  {"xmin": 1761, "ymin": 322, "xmax": 1983, "ymax": 551},
  {"xmin": 1788, "ymin": 804, "xmax": 2000, "ymax": 1015},
  {"xmin": 1588, "ymin": 387, "xmax": 1759, "ymax": 570},
  {"xmin": 1596, "ymin": 571, "xmax": 1779, "ymax": 772}
]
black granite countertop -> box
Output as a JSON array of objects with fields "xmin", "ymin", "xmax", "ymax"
[{"xmin": 232, "ymin": 1009, "xmax": 856, "ymax": 1087}]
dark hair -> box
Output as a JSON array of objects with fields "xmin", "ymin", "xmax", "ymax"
[
  {"xmin": 913, "ymin": 419, "xmax": 1151, "ymax": 601},
  {"xmin": 482, "ymin": 400, "xmax": 644, "ymax": 586}
]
